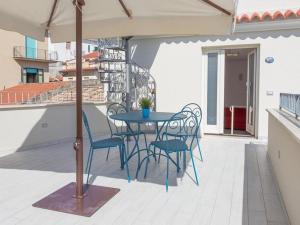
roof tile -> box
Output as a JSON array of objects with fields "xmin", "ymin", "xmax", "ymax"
[{"xmin": 237, "ymin": 9, "xmax": 300, "ymax": 23}]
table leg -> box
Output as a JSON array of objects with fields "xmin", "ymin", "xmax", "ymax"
[{"xmin": 125, "ymin": 122, "xmax": 139, "ymax": 160}]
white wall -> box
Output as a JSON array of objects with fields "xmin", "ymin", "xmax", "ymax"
[
  {"xmin": 130, "ymin": 29, "xmax": 300, "ymax": 139},
  {"xmin": 224, "ymin": 58, "xmax": 247, "ymax": 107},
  {"xmin": 0, "ymin": 103, "xmax": 110, "ymax": 156},
  {"xmin": 268, "ymin": 109, "xmax": 300, "ymax": 225},
  {"xmin": 49, "ymin": 42, "xmax": 98, "ymax": 62}
]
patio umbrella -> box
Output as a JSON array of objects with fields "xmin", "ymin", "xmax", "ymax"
[{"xmin": 0, "ymin": 0, "xmax": 237, "ymax": 216}]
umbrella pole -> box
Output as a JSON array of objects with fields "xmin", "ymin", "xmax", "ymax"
[
  {"xmin": 33, "ymin": 0, "xmax": 120, "ymax": 217},
  {"xmin": 75, "ymin": 0, "xmax": 84, "ymax": 199}
]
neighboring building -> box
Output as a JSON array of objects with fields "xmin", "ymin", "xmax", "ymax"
[
  {"xmin": 130, "ymin": 8, "xmax": 300, "ymax": 139},
  {"xmin": 59, "ymin": 51, "xmax": 100, "ymax": 81},
  {"xmin": 0, "ymin": 29, "xmax": 58, "ymax": 90},
  {"xmin": 49, "ymin": 40, "xmax": 98, "ymax": 62}
]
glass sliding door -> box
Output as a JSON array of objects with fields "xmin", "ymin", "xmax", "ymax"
[
  {"xmin": 207, "ymin": 53, "xmax": 218, "ymax": 125},
  {"xmin": 202, "ymin": 50, "xmax": 225, "ymax": 133},
  {"xmin": 246, "ymin": 50, "xmax": 257, "ymax": 135}
]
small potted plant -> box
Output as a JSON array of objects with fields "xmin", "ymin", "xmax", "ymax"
[{"xmin": 139, "ymin": 97, "xmax": 152, "ymax": 118}]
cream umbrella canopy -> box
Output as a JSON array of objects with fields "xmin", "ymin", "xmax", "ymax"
[
  {"xmin": 0, "ymin": 0, "xmax": 237, "ymax": 216},
  {"xmin": 0, "ymin": 0, "xmax": 236, "ymax": 42}
]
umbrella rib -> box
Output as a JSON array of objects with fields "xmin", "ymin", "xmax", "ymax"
[
  {"xmin": 118, "ymin": 0, "xmax": 132, "ymax": 19},
  {"xmin": 47, "ymin": 0, "xmax": 58, "ymax": 29},
  {"xmin": 201, "ymin": 0, "xmax": 231, "ymax": 16}
]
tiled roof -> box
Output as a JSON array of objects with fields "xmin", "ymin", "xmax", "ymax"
[
  {"xmin": 83, "ymin": 51, "xmax": 100, "ymax": 59},
  {"xmin": 237, "ymin": 9, "xmax": 300, "ymax": 23},
  {"xmin": 0, "ymin": 82, "xmax": 65, "ymax": 105},
  {"xmin": 60, "ymin": 67, "xmax": 97, "ymax": 73}
]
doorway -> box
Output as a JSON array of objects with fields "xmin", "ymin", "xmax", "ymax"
[
  {"xmin": 202, "ymin": 47, "xmax": 258, "ymax": 136},
  {"xmin": 26, "ymin": 73, "xmax": 39, "ymax": 83}
]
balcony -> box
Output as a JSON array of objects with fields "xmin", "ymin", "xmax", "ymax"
[
  {"xmin": 13, "ymin": 46, "xmax": 58, "ymax": 63},
  {"xmin": 0, "ymin": 103, "xmax": 290, "ymax": 224}
]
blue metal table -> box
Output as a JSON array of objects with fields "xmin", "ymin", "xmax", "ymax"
[{"xmin": 110, "ymin": 111, "xmax": 185, "ymax": 177}]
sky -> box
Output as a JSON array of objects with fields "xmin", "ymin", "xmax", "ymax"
[{"xmin": 236, "ymin": 0, "xmax": 300, "ymax": 14}]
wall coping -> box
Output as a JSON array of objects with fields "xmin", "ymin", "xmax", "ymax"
[
  {"xmin": 0, "ymin": 102, "xmax": 107, "ymax": 111},
  {"xmin": 267, "ymin": 108, "xmax": 300, "ymax": 145}
]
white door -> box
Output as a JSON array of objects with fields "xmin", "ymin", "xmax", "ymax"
[
  {"xmin": 246, "ymin": 50, "xmax": 256, "ymax": 135},
  {"xmin": 202, "ymin": 50, "xmax": 225, "ymax": 134}
]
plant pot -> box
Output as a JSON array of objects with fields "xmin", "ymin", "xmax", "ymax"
[{"xmin": 142, "ymin": 108, "xmax": 150, "ymax": 118}]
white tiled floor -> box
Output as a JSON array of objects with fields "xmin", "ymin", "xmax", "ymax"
[{"xmin": 0, "ymin": 136, "xmax": 290, "ymax": 225}]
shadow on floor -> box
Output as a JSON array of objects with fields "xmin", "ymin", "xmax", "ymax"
[
  {"xmin": 242, "ymin": 143, "xmax": 290, "ymax": 225},
  {"xmin": 0, "ymin": 132, "xmax": 200, "ymax": 187}
]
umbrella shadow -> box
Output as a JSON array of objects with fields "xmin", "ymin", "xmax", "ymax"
[{"xmin": 0, "ymin": 103, "xmax": 201, "ymax": 187}]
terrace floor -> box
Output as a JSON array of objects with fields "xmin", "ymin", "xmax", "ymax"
[{"xmin": 0, "ymin": 136, "xmax": 290, "ymax": 225}]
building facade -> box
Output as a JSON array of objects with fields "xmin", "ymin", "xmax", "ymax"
[
  {"xmin": 59, "ymin": 51, "xmax": 100, "ymax": 81},
  {"xmin": 0, "ymin": 29, "xmax": 57, "ymax": 90},
  {"xmin": 130, "ymin": 8, "xmax": 300, "ymax": 139}
]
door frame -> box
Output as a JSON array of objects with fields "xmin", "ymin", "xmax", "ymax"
[
  {"xmin": 201, "ymin": 49, "xmax": 225, "ymax": 134},
  {"xmin": 246, "ymin": 50, "xmax": 257, "ymax": 135},
  {"xmin": 201, "ymin": 45, "xmax": 260, "ymax": 138}
]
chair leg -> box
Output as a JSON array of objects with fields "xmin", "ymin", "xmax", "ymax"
[
  {"xmin": 166, "ymin": 156, "xmax": 169, "ymax": 192},
  {"xmin": 176, "ymin": 151, "xmax": 180, "ymax": 173},
  {"xmin": 106, "ymin": 147, "xmax": 111, "ymax": 161},
  {"xmin": 144, "ymin": 145, "xmax": 152, "ymax": 179},
  {"xmin": 122, "ymin": 144, "xmax": 131, "ymax": 182},
  {"xmin": 153, "ymin": 146, "xmax": 157, "ymax": 162},
  {"xmin": 118, "ymin": 146, "xmax": 124, "ymax": 170},
  {"xmin": 189, "ymin": 148, "xmax": 199, "ymax": 185},
  {"xmin": 126, "ymin": 137, "xmax": 129, "ymax": 155},
  {"xmin": 85, "ymin": 145, "xmax": 93, "ymax": 173},
  {"xmin": 86, "ymin": 148, "xmax": 94, "ymax": 185},
  {"xmin": 196, "ymin": 136, "xmax": 203, "ymax": 161},
  {"xmin": 158, "ymin": 149, "xmax": 162, "ymax": 163},
  {"xmin": 183, "ymin": 150, "xmax": 187, "ymax": 169}
]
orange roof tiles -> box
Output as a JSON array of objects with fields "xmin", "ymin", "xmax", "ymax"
[
  {"xmin": 83, "ymin": 51, "xmax": 101, "ymax": 59},
  {"xmin": 237, "ymin": 9, "xmax": 300, "ymax": 23},
  {"xmin": 0, "ymin": 82, "xmax": 66, "ymax": 105}
]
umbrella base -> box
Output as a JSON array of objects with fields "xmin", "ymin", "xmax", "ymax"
[{"xmin": 33, "ymin": 182, "xmax": 120, "ymax": 217}]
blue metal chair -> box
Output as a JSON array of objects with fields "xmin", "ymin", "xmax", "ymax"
[
  {"xmin": 106, "ymin": 103, "xmax": 147, "ymax": 160},
  {"xmin": 137, "ymin": 111, "xmax": 199, "ymax": 191},
  {"xmin": 162, "ymin": 103, "xmax": 203, "ymax": 161},
  {"xmin": 83, "ymin": 111, "xmax": 131, "ymax": 184}
]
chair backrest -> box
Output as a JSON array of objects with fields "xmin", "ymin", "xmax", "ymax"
[
  {"xmin": 165, "ymin": 110, "xmax": 198, "ymax": 142},
  {"xmin": 82, "ymin": 111, "xmax": 93, "ymax": 144},
  {"xmin": 181, "ymin": 103, "xmax": 202, "ymax": 125},
  {"xmin": 181, "ymin": 103, "xmax": 202, "ymax": 136},
  {"xmin": 106, "ymin": 103, "xmax": 127, "ymax": 135}
]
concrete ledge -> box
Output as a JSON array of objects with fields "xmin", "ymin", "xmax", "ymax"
[
  {"xmin": 267, "ymin": 108, "xmax": 300, "ymax": 225},
  {"xmin": 267, "ymin": 108, "xmax": 300, "ymax": 145},
  {"xmin": 0, "ymin": 102, "xmax": 107, "ymax": 111}
]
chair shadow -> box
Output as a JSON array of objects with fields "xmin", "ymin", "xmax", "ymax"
[
  {"xmin": 0, "ymin": 112, "xmax": 201, "ymax": 188},
  {"xmin": 85, "ymin": 136, "xmax": 200, "ymax": 187}
]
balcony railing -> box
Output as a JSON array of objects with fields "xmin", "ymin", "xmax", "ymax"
[
  {"xmin": 280, "ymin": 93, "xmax": 300, "ymax": 119},
  {"xmin": 13, "ymin": 46, "xmax": 58, "ymax": 62}
]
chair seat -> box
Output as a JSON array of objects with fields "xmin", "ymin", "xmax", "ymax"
[
  {"xmin": 151, "ymin": 139, "xmax": 188, "ymax": 153},
  {"xmin": 165, "ymin": 130, "xmax": 188, "ymax": 137},
  {"xmin": 113, "ymin": 131, "xmax": 144, "ymax": 137},
  {"xmin": 92, "ymin": 137, "xmax": 123, "ymax": 149}
]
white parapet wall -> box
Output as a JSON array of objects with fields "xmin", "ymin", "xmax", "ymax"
[
  {"xmin": 267, "ymin": 109, "xmax": 300, "ymax": 225},
  {"xmin": 0, "ymin": 103, "xmax": 110, "ymax": 156}
]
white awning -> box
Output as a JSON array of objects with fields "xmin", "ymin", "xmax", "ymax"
[{"xmin": 0, "ymin": 0, "xmax": 237, "ymax": 42}]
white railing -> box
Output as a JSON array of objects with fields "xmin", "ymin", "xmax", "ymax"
[{"xmin": 280, "ymin": 93, "xmax": 300, "ymax": 119}]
